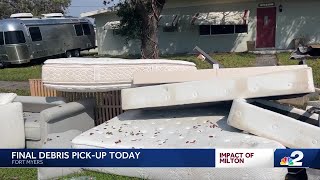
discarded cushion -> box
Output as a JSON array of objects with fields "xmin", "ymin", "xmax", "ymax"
[
  {"xmin": 72, "ymin": 105, "xmax": 287, "ymax": 180},
  {"xmin": 0, "ymin": 102, "xmax": 25, "ymax": 148},
  {"xmin": 42, "ymin": 58, "xmax": 196, "ymax": 92},
  {"xmin": 227, "ymin": 99, "xmax": 320, "ymax": 148},
  {"xmin": 0, "ymin": 93, "xmax": 17, "ymax": 105},
  {"xmin": 24, "ymin": 112, "xmax": 41, "ymax": 141}
]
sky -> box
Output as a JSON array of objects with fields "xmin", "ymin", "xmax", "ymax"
[{"xmin": 66, "ymin": 0, "xmax": 118, "ymax": 17}]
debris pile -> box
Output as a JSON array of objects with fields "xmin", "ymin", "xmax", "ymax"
[{"xmin": 41, "ymin": 58, "xmax": 320, "ymax": 179}]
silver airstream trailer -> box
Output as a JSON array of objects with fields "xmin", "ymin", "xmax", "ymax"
[{"xmin": 0, "ymin": 13, "xmax": 96, "ymax": 67}]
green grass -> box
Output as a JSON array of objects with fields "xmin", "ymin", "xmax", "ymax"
[
  {"xmin": 0, "ymin": 168, "xmax": 37, "ymax": 180},
  {"xmin": 0, "ymin": 65, "xmax": 42, "ymax": 81},
  {"xmin": 0, "ymin": 89, "xmax": 30, "ymax": 96},
  {"xmin": 60, "ymin": 170, "xmax": 141, "ymax": 180},
  {"xmin": 0, "ymin": 169, "xmax": 140, "ymax": 180},
  {"xmin": 159, "ymin": 52, "xmax": 255, "ymax": 69},
  {"xmin": 277, "ymin": 52, "xmax": 320, "ymax": 87},
  {"xmin": 98, "ymin": 53, "xmax": 256, "ymax": 69}
]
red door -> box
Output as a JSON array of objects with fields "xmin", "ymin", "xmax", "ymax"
[{"xmin": 256, "ymin": 7, "xmax": 276, "ymax": 48}]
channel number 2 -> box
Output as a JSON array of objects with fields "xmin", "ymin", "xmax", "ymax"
[{"xmin": 291, "ymin": 151, "xmax": 304, "ymax": 166}]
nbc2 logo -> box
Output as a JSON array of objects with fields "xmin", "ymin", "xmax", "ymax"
[{"xmin": 280, "ymin": 151, "xmax": 304, "ymax": 167}]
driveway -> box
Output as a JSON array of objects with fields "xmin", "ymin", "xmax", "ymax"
[{"xmin": 0, "ymin": 81, "xmax": 29, "ymax": 90}]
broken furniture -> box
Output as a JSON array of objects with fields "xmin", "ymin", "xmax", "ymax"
[
  {"xmin": 42, "ymin": 58, "xmax": 197, "ymax": 92},
  {"xmin": 193, "ymin": 46, "xmax": 223, "ymax": 68},
  {"xmin": 17, "ymin": 96, "xmax": 95, "ymax": 148},
  {"xmin": 290, "ymin": 44, "xmax": 320, "ymax": 60},
  {"xmin": 72, "ymin": 105, "xmax": 287, "ymax": 180},
  {"xmin": 0, "ymin": 95, "xmax": 95, "ymax": 149}
]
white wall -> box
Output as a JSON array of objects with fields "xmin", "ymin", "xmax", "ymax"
[
  {"xmin": 275, "ymin": 0, "xmax": 320, "ymax": 49},
  {"xmin": 94, "ymin": 0, "xmax": 320, "ymax": 55},
  {"xmin": 95, "ymin": 13, "xmax": 140, "ymax": 55}
]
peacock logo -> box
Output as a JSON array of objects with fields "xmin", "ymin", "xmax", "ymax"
[{"xmin": 280, "ymin": 151, "xmax": 304, "ymax": 167}]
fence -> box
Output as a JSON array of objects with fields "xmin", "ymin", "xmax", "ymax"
[
  {"xmin": 29, "ymin": 79, "xmax": 57, "ymax": 97},
  {"xmin": 29, "ymin": 79, "xmax": 123, "ymax": 125}
]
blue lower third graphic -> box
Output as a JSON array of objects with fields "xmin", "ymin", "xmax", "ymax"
[
  {"xmin": 274, "ymin": 149, "xmax": 320, "ymax": 168},
  {"xmin": 0, "ymin": 149, "xmax": 215, "ymax": 167}
]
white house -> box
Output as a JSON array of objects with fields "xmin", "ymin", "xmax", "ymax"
[{"xmin": 81, "ymin": 0, "xmax": 320, "ymax": 56}]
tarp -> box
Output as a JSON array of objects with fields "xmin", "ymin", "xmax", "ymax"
[{"xmin": 192, "ymin": 10, "xmax": 250, "ymax": 25}]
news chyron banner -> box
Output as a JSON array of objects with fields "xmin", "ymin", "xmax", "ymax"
[{"xmin": 0, "ymin": 149, "xmax": 319, "ymax": 168}]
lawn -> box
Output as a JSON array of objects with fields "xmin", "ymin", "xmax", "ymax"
[
  {"xmin": 0, "ymin": 65, "xmax": 42, "ymax": 81},
  {"xmin": 277, "ymin": 52, "xmax": 320, "ymax": 87},
  {"xmin": 0, "ymin": 168, "xmax": 140, "ymax": 180},
  {"xmin": 163, "ymin": 52, "xmax": 256, "ymax": 69}
]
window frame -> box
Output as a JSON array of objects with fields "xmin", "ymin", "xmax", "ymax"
[
  {"xmin": 199, "ymin": 24, "xmax": 248, "ymax": 36},
  {"xmin": 82, "ymin": 23, "xmax": 91, "ymax": 35},
  {"xmin": 29, "ymin": 27, "xmax": 43, "ymax": 41},
  {"xmin": 74, "ymin": 24, "xmax": 83, "ymax": 36},
  {"xmin": 0, "ymin": 32, "xmax": 4, "ymax": 45},
  {"xmin": 4, "ymin": 31, "xmax": 26, "ymax": 44}
]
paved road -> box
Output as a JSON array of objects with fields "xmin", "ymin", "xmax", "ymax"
[{"xmin": 0, "ymin": 81, "xmax": 29, "ymax": 90}]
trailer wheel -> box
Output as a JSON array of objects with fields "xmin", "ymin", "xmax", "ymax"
[
  {"xmin": 65, "ymin": 51, "xmax": 72, "ymax": 58},
  {"xmin": 73, "ymin": 49, "xmax": 80, "ymax": 57}
]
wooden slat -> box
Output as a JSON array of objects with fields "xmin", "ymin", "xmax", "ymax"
[{"xmin": 29, "ymin": 79, "xmax": 123, "ymax": 125}]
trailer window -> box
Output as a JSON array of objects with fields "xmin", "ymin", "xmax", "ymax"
[
  {"xmin": 29, "ymin": 27, "xmax": 42, "ymax": 41},
  {"xmin": 4, "ymin": 31, "xmax": 26, "ymax": 44},
  {"xmin": 74, "ymin": 24, "xmax": 83, "ymax": 36},
  {"xmin": 82, "ymin": 24, "xmax": 91, "ymax": 35},
  {"xmin": 0, "ymin": 32, "xmax": 3, "ymax": 45}
]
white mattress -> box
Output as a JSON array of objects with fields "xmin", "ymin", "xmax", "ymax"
[
  {"xmin": 227, "ymin": 99, "xmax": 320, "ymax": 148},
  {"xmin": 72, "ymin": 105, "xmax": 287, "ymax": 180},
  {"xmin": 133, "ymin": 65, "xmax": 308, "ymax": 85},
  {"xmin": 42, "ymin": 58, "xmax": 196, "ymax": 92},
  {"xmin": 122, "ymin": 68, "xmax": 315, "ymax": 110}
]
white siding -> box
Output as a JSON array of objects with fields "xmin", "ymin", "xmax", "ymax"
[
  {"xmin": 275, "ymin": 1, "xmax": 320, "ymax": 49},
  {"xmin": 94, "ymin": 0, "xmax": 320, "ymax": 55}
]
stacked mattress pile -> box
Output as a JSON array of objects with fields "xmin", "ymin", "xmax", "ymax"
[{"xmin": 41, "ymin": 58, "xmax": 320, "ymax": 180}]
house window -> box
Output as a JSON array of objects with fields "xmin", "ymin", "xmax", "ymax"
[
  {"xmin": 235, "ymin": 25, "xmax": 248, "ymax": 33},
  {"xmin": 0, "ymin": 32, "xmax": 3, "ymax": 45},
  {"xmin": 29, "ymin": 27, "xmax": 42, "ymax": 41},
  {"xmin": 199, "ymin": 25, "xmax": 211, "ymax": 35},
  {"xmin": 74, "ymin": 24, "xmax": 83, "ymax": 36},
  {"xmin": 211, "ymin": 25, "xmax": 234, "ymax": 35},
  {"xmin": 82, "ymin": 23, "xmax": 91, "ymax": 35},
  {"xmin": 199, "ymin": 25, "xmax": 248, "ymax": 35},
  {"xmin": 163, "ymin": 26, "xmax": 177, "ymax": 32}
]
